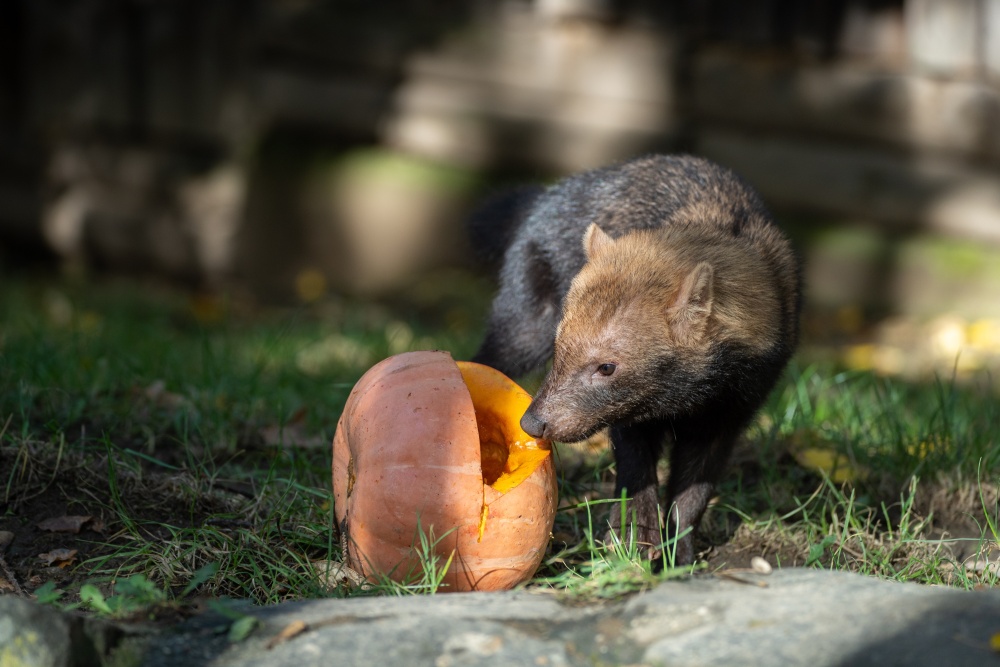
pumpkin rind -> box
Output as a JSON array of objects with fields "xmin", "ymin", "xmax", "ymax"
[{"xmin": 332, "ymin": 350, "xmax": 557, "ymax": 592}]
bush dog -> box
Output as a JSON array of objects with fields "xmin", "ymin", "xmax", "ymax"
[{"xmin": 469, "ymin": 154, "xmax": 800, "ymax": 565}]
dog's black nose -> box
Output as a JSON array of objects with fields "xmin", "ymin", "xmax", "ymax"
[{"xmin": 520, "ymin": 409, "xmax": 547, "ymax": 439}]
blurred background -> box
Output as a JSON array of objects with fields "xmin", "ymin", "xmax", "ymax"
[{"xmin": 2, "ymin": 0, "xmax": 1000, "ymax": 377}]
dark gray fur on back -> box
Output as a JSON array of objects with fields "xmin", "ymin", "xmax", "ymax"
[
  {"xmin": 472, "ymin": 154, "xmax": 795, "ymax": 378},
  {"xmin": 515, "ymin": 155, "xmax": 768, "ymax": 285}
]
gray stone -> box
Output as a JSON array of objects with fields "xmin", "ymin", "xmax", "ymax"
[
  {"xmin": 691, "ymin": 50, "xmax": 1000, "ymax": 162},
  {"xmin": 0, "ymin": 596, "xmax": 112, "ymax": 667},
  {"xmin": 632, "ymin": 569, "xmax": 998, "ymax": 667},
  {"xmin": 381, "ymin": 10, "xmax": 679, "ymax": 172},
  {"xmin": 987, "ymin": 0, "xmax": 1000, "ymax": 79},
  {"xmin": 905, "ymin": 0, "xmax": 981, "ymax": 74},
  {"xmin": 230, "ymin": 150, "xmax": 477, "ymax": 299},
  {"xmin": 39, "ymin": 143, "xmax": 234, "ymax": 282},
  {"xmin": 837, "ymin": 3, "xmax": 906, "ymax": 62},
  {"xmin": 133, "ymin": 569, "xmax": 1000, "ymax": 667},
  {"xmin": 696, "ymin": 129, "xmax": 1000, "ymax": 244},
  {"xmin": 0, "ymin": 596, "xmax": 72, "ymax": 667}
]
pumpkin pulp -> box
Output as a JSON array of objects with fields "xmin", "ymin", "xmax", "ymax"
[{"xmin": 456, "ymin": 362, "xmax": 552, "ymax": 539}]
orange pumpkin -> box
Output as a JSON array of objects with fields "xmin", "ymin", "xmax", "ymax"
[{"xmin": 332, "ymin": 350, "xmax": 557, "ymax": 592}]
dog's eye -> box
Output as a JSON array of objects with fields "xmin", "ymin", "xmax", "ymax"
[{"xmin": 595, "ymin": 363, "xmax": 617, "ymax": 377}]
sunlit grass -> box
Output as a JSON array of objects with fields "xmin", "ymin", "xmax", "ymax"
[
  {"xmin": 1, "ymin": 275, "xmax": 998, "ymax": 612},
  {"xmin": 535, "ymin": 495, "xmax": 694, "ymax": 601},
  {"xmin": 755, "ymin": 361, "xmax": 1000, "ymax": 480}
]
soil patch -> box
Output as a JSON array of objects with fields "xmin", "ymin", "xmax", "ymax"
[{"xmin": 0, "ymin": 436, "xmax": 256, "ymax": 606}]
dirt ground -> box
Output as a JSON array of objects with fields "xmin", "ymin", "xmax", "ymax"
[{"xmin": 0, "ymin": 436, "xmax": 259, "ymax": 604}]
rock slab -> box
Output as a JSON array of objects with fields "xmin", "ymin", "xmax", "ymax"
[
  {"xmin": 2, "ymin": 569, "xmax": 999, "ymax": 667},
  {"xmin": 0, "ymin": 595, "xmax": 114, "ymax": 667},
  {"xmin": 140, "ymin": 569, "xmax": 999, "ymax": 667}
]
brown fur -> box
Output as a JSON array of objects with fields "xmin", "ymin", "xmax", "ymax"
[
  {"xmin": 534, "ymin": 221, "xmax": 789, "ymax": 444},
  {"xmin": 470, "ymin": 154, "xmax": 800, "ymax": 565}
]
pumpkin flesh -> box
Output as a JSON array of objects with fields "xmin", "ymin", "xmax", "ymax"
[{"xmin": 457, "ymin": 361, "xmax": 551, "ymax": 495}]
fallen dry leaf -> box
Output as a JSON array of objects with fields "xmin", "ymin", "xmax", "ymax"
[
  {"xmin": 266, "ymin": 620, "xmax": 309, "ymax": 650},
  {"xmin": 260, "ymin": 408, "xmax": 325, "ymax": 448},
  {"xmin": 0, "ymin": 576, "xmax": 14, "ymax": 593},
  {"xmin": 140, "ymin": 380, "xmax": 188, "ymax": 409},
  {"xmin": 714, "ymin": 570, "xmax": 769, "ymax": 588},
  {"xmin": 37, "ymin": 515, "xmax": 92, "ymax": 534},
  {"xmin": 259, "ymin": 423, "xmax": 326, "ymax": 449},
  {"xmin": 295, "ymin": 268, "xmax": 327, "ymax": 303},
  {"xmin": 790, "ymin": 442, "xmax": 864, "ymax": 484},
  {"xmin": 38, "ymin": 549, "xmax": 78, "ymax": 568},
  {"xmin": 189, "ymin": 293, "xmax": 226, "ymax": 324},
  {"xmin": 963, "ymin": 557, "xmax": 1000, "ymax": 577},
  {"xmin": 311, "ymin": 559, "xmax": 369, "ymax": 591}
]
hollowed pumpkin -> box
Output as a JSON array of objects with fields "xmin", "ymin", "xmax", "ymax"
[{"xmin": 332, "ymin": 350, "xmax": 557, "ymax": 592}]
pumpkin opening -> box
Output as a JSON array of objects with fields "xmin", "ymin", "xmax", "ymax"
[{"xmin": 456, "ymin": 362, "xmax": 552, "ymax": 494}]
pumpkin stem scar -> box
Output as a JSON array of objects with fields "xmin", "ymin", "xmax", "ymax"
[
  {"xmin": 477, "ymin": 503, "xmax": 489, "ymax": 542},
  {"xmin": 346, "ymin": 455, "xmax": 356, "ymax": 498}
]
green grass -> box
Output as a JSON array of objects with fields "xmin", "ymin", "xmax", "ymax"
[
  {"xmin": 763, "ymin": 362, "xmax": 1000, "ymax": 475},
  {"xmin": 1, "ymin": 274, "xmax": 998, "ymax": 616},
  {"xmin": 709, "ymin": 362, "xmax": 1000, "ymax": 587},
  {"xmin": 535, "ymin": 495, "xmax": 695, "ymax": 601},
  {"xmin": 0, "ymin": 274, "xmax": 485, "ymax": 607}
]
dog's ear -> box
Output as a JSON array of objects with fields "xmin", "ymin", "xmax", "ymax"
[
  {"xmin": 583, "ymin": 224, "xmax": 614, "ymax": 261},
  {"xmin": 667, "ymin": 262, "xmax": 714, "ymax": 346}
]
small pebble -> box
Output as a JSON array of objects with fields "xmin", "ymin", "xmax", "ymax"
[{"xmin": 750, "ymin": 556, "xmax": 772, "ymax": 574}]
